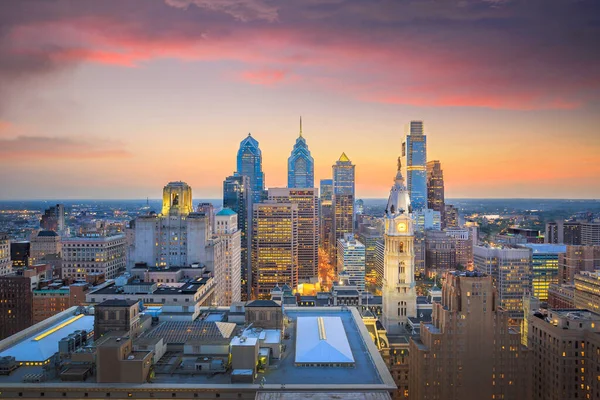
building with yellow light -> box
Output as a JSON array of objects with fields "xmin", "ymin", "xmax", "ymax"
[
  {"xmin": 251, "ymin": 201, "xmax": 298, "ymax": 300},
  {"xmin": 62, "ymin": 234, "xmax": 126, "ymax": 280}
]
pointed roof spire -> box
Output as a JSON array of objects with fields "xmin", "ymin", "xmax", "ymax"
[
  {"xmin": 299, "ymin": 116, "xmax": 303, "ymax": 138},
  {"xmin": 338, "ymin": 152, "xmax": 350, "ymax": 162}
]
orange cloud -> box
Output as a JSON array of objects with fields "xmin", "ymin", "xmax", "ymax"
[
  {"xmin": 0, "ymin": 136, "xmax": 131, "ymax": 160},
  {"xmin": 240, "ymin": 68, "xmax": 289, "ymax": 85}
]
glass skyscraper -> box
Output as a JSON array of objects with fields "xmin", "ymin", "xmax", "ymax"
[
  {"xmin": 236, "ymin": 133, "xmax": 265, "ymax": 204},
  {"xmin": 332, "ymin": 153, "xmax": 355, "ymax": 263},
  {"xmin": 402, "ymin": 121, "xmax": 427, "ymax": 211},
  {"xmin": 287, "ymin": 118, "xmax": 314, "ymax": 189}
]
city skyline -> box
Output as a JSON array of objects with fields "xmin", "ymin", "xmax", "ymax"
[{"xmin": 1, "ymin": 0, "xmax": 599, "ymax": 200}]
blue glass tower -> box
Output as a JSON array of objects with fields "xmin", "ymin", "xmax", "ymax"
[
  {"xmin": 288, "ymin": 117, "xmax": 314, "ymax": 188},
  {"xmin": 401, "ymin": 121, "xmax": 427, "ymax": 211},
  {"xmin": 236, "ymin": 133, "xmax": 265, "ymax": 204}
]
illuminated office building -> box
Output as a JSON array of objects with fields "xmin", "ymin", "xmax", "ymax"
[
  {"xmin": 319, "ymin": 179, "xmax": 334, "ymax": 252},
  {"xmin": 0, "ymin": 233, "xmax": 11, "ymax": 276},
  {"xmin": 336, "ymin": 233, "xmax": 366, "ymax": 292},
  {"xmin": 474, "ymin": 245, "xmax": 532, "ymax": 319},
  {"xmin": 358, "ymin": 226, "xmax": 383, "ymax": 292},
  {"xmin": 223, "ymin": 174, "xmax": 252, "ymax": 299},
  {"xmin": 412, "ymin": 208, "xmax": 441, "ymax": 231},
  {"xmin": 573, "ymin": 270, "xmax": 600, "ymax": 314},
  {"xmin": 332, "ymin": 153, "xmax": 355, "ymax": 262},
  {"xmin": 445, "ymin": 228, "xmax": 474, "ymax": 269},
  {"xmin": 29, "ymin": 230, "xmax": 61, "ymax": 265},
  {"xmin": 582, "ymin": 221, "xmax": 600, "ymax": 245},
  {"xmin": 519, "ymin": 243, "xmax": 566, "ymax": 301},
  {"xmin": 287, "ymin": 117, "xmax": 314, "ymax": 189},
  {"xmin": 10, "ymin": 241, "xmax": 29, "ymax": 269},
  {"xmin": 426, "ymin": 160, "xmax": 445, "ymax": 224},
  {"xmin": 40, "ymin": 204, "xmax": 66, "ymax": 235},
  {"xmin": 545, "ymin": 220, "xmax": 582, "ymax": 245},
  {"xmin": 236, "ymin": 133, "xmax": 265, "ymax": 203},
  {"xmin": 425, "ymin": 230, "xmax": 456, "ymax": 276},
  {"xmin": 401, "ymin": 121, "xmax": 427, "ymax": 211},
  {"xmin": 197, "ymin": 202, "xmax": 215, "ymax": 233},
  {"xmin": 251, "ymin": 201, "xmax": 298, "ymax": 299},
  {"xmin": 444, "ymin": 204, "xmax": 459, "ymax": 228},
  {"xmin": 63, "ymin": 234, "xmax": 126, "ymax": 280},
  {"xmin": 268, "ymin": 188, "xmax": 318, "ymax": 282},
  {"xmin": 558, "ymin": 245, "xmax": 600, "ymax": 284},
  {"xmin": 214, "ymin": 208, "xmax": 242, "ymax": 306},
  {"xmin": 410, "ymin": 271, "xmax": 531, "ymax": 400}
]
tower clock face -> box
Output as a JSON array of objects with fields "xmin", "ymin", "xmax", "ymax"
[{"xmin": 397, "ymin": 222, "xmax": 407, "ymax": 232}]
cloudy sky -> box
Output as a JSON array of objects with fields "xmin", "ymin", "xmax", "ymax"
[{"xmin": 1, "ymin": 0, "xmax": 598, "ymax": 200}]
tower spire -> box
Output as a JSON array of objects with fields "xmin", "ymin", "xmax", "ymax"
[{"xmin": 299, "ymin": 116, "xmax": 303, "ymax": 138}]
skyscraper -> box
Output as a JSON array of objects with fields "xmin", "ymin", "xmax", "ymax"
[
  {"xmin": 319, "ymin": 179, "xmax": 334, "ymax": 252},
  {"xmin": 426, "ymin": 160, "xmax": 445, "ymax": 225},
  {"xmin": 382, "ymin": 158, "xmax": 417, "ymax": 334},
  {"xmin": 332, "ymin": 153, "xmax": 355, "ymax": 263},
  {"xmin": 223, "ymin": 174, "xmax": 252, "ymax": 299},
  {"xmin": 401, "ymin": 121, "xmax": 427, "ymax": 211},
  {"xmin": 236, "ymin": 133, "xmax": 265, "ymax": 204},
  {"xmin": 336, "ymin": 233, "xmax": 366, "ymax": 292},
  {"xmin": 214, "ymin": 208, "xmax": 242, "ymax": 306},
  {"xmin": 251, "ymin": 201, "xmax": 298, "ymax": 299},
  {"xmin": 287, "ymin": 117, "xmax": 314, "ymax": 189},
  {"xmin": 268, "ymin": 188, "xmax": 318, "ymax": 282},
  {"xmin": 410, "ymin": 271, "xmax": 531, "ymax": 400},
  {"xmin": 40, "ymin": 204, "xmax": 66, "ymax": 235}
]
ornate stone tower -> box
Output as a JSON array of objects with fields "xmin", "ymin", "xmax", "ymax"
[
  {"xmin": 382, "ymin": 158, "xmax": 417, "ymax": 334},
  {"xmin": 161, "ymin": 181, "xmax": 193, "ymax": 216}
]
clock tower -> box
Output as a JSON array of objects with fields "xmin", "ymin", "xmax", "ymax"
[{"xmin": 381, "ymin": 157, "xmax": 417, "ymax": 334}]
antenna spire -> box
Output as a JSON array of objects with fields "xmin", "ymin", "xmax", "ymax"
[{"xmin": 299, "ymin": 116, "xmax": 303, "ymax": 138}]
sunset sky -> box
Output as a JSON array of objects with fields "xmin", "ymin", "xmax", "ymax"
[{"xmin": 1, "ymin": 0, "xmax": 599, "ymax": 200}]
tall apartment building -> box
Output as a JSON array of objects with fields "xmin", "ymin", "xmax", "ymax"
[
  {"xmin": 409, "ymin": 271, "xmax": 531, "ymax": 400},
  {"xmin": 287, "ymin": 117, "xmax": 314, "ymax": 189},
  {"xmin": 401, "ymin": 121, "xmax": 427, "ymax": 211},
  {"xmin": 527, "ymin": 308, "xmax": 600, "ymax": 400},
  {"xmin": 332, "ymin": 153, "xmax": 355, "ymax": 262},
  {"xmin": 358, "ymin": 226, "xmax": 383, "ymax": 292},
  {"xmin": 251, "ymin": 201, "xmax": 298, "ymax": 299},
  {"xmin": 62, "ymin": 234, "xmax": 126, "ymax": 280},
  {"xmin": 214, "ymin": 208, "xmax": 241, "ymax": 306},
  {"xmin": 474, "ymin": 245, "xmax": 532, "ymax": 319},
  {"xmin": 519, "ymin": 243, "xmax": 566, "ymax": 301},
  {"xmin": 426, "ymin": 160, "xmax": 445, "ymax": 225},
  {"xmin": 319, "ymin": 179, "xmax": 334, "ymax": 253},
  {"xmin": 0, "ymin": 233, "xmax": 11, "ymax": 276},
  {"xmin": 545, "ymin": 220, "xmax": 582, "ymax": 245},
  {"xmin": 29, "ymin": 230, "xmax": 61, "ymax": 265},
  {"xmin": 573, "ymin": 270, "xmax": 600, "ymax": 314},
  {"xmin": 268, "ymin": 188, "xmax": 318, "ymax": 282},
  {"xmin": 581, "ymin": 222, "xmax": 600, "ymax": 245},
  {"xmin": 445, "ymin": 227, "xmax": 474, "ymax": 269},
  {"xmin": 558, "ymin": 245, "xmax": 600, "ymax": 284},
  {"xmin": 223, "ymin": 174, "xmax": 252, "ymax": 299},
  {"xmin": 336, "ymin": 233, "xmax": 366, "ymax": 292},
  {"xmin": 236, "ymin": 133, "xmax": 265, "ymax": 203},
  {"xmin": 40, "ymin": 204, "xmax": 66, "ymax": 234},
  {"xmin": 425, "ymin": 230, "xmax": 456, "ymax": 275},
  {"xmin": 444, "ymin": 204, "xmax": 459, "ymax": 228}
]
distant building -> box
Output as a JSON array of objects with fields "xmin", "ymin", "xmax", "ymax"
[
  {"xmin": 581, "ymin": 221, "xmax": 600, "ymax": 245},
  {"xmin": 223, "ymin": 174, "xmax": 252, "ymax": 300},
  {"xmin": 29, "ymin": 230, "xmax": 61, "ymax": 266},
  {"xmin": 412, "ymin": 208, "xmax": 441, "ymax": 232},
  {"xmin": 251, "ymin": 201, "xmax": 298, "ymax": 299},
  {"xmin": 425, "ymin": 230, "xmax": 456, "ymax": 276},
  {"xmin": 214, "ymin": 208, "xmax": 241, "ymax": 306},
  {"xmin": 574, "ymin": 270, "xmax": 600, "ymax": 314},
  {"xmin": 401, "ymin": 121, "xmax": 427, "ymax": 210},
  {"xmin": 558, "ymin": 245, "xmax": 600, "ymax": 284},
  {"xmin": 32, "ymin": 282, "xmax": 89, "ymax": 324},
  {"xmin": 332, "ymin": 153, "xmax": 355, "ymax": 262},
  {"xmin": 196, "ymin": 202, "xmax": 215, "ymax": 233},
  {"xmin": 409, "ymin": 271, "xmax": 531, "ymax": 400},
  {"xmin": 358, "ymin": 226, "xmax": 383, "ymax": 292},
  {"xmin": 287, "ymin": 117, "xmax": 314, "ymax": 189},
  {"xmin": 445, "ymin": 228, "xmax": 473, "ymax": 269},
  {"xmin": 319, "ymin": 179, "xmax": 334, "ymax": 252},
  {"xmin": 236, "ymin": 133, "xmax": 265, "ymax": 203},
  {"xmin": 426, "ymin": 160, "xmax": 445, "ymax": 225},
  {"xmin": 527, "ymin": 307, "xmax": 600, "ymax": 400},
  {"xmin": 519, "ymin": 243, "xmax": 566, "ymax": 301},
  {"xmin": 9, "ymin": 240, "xmax": 29, "ymax": 269},
  {"xmin": 443, "ymin": 204, "xmax": 459, "ymax": 228},
  {"xmin": 545, "ymin": 220, "xmax": 581, "ymax": 245},
  {"xmin": 268, "ymin": 188, "xmax": 319, "ymax": 282},
  {"xmin": 474, "ymin": 245, "xmax": 532, "ymax": 319},
  {"xmin": 0, "ymin": 233, "xmax": 11, "ymax": 276},
  {"xmin": 336, "ymin": 234, "xmax": 366, "ymax": 292},
  {"xmin": 63, "ymin": 234, "xmax": 126, "ymax": 280},
  {"xmin": 40, "ymin": 204, "xmax": 66, "ymax": 235}
]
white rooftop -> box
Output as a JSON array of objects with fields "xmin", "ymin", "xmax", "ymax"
[
  {"xmin": 295, "ymin": 316, "xmax": 354, "ymax": 365},
  {"xmin": 0, "ymin": 315, "xmax": 94, "ymax": 362}
]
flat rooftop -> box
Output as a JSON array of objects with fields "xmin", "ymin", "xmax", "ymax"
[{"xmin": 0, "ymin": 314, "xmax": 94, "ymax": 362}]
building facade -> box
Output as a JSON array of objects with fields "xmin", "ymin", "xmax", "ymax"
[
  {"xmin": 319, "ymin": 179, "xmax": 334, "ymax": 253},
  {"xmin": 558, "ymin": 245, "xmax": 600, "ymax": 284},
  {"xmin": 581, "ymin": 222, "xmax": 600, "ymax": 245},
  {"xmin": 214, "ymin": 208, "xmax": 242, "ymax": 306},
  {"xmin": 0, "ymin": 233, "xmax": 11, "ymax": 276},
  {"xmin": 382, "ymin": 158, "xmax": 417, "ymax": 334},
  {"xmin": 29, "ymin": 230, "xmax": 61, "ymax": 265},
  {"xmin": 520, "ymin": 243, "xmax": 566, "ymax": 301},
  {"xmin": 358, "ymin": 227, "xmax": 383, "ymax": 293},
  {"xmin": 425, "ymin": 230, "xmax": 456, "ymax": 276},
  {"xmin": 336, "ymin": 233, "xmax": 366, "ymax": 292},
  {"xmin": 409, "ymin": 271, "xmax": 530, "ymax": 400},
  {"xmin": 251, "ymin": 201, "xmax": 298, "ymax": 299},
  {"xmin": 445, "ymin": 227, "xmax": 474, "ymax": 269},
  {"xmin": 426, "ymin": 160, "xmax": 445, "ymax": 225},
  {"xmin": 268, "ymin": 188, "xmax": 318, "ymax": 282},
  {"xmin": 332, "ymin": 154, "xmax": 355, "ymax": 263},
  {"xmin": 287, "ymin": 117, "xmax": 314, "ymax": 189},
  {"xmin": 401, "ymin": 121, "xmax": 427, "ymax": 211},
  {"xmin": 573, "ymin": 270, "xmax": 600, "ymax": 314},
  {"xmin": 444, "ymin": 204, "xmax": 459, "ymax": 228},
  {"xmin": 236, "ymin": 133, "xmax": 265, "ymax": 203},
  {"xmin": 62, "ymin": 234, "xmax": 126, "ymax": 280},
  {"xmin": 545, "ymin": 220, "xmax": 582, "ymax": 245},
  {"xmin": 40, "ymin": 204, "xmax": 66, "ymax": 235}
]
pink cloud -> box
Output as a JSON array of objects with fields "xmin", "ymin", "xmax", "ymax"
[
  {"xmin": 0, "ymin": 135, "xmax": 131, "ymax": 160},
  {"xmin": 240, "ymin": 68, "xmax": 288, "ymax": 85}
]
